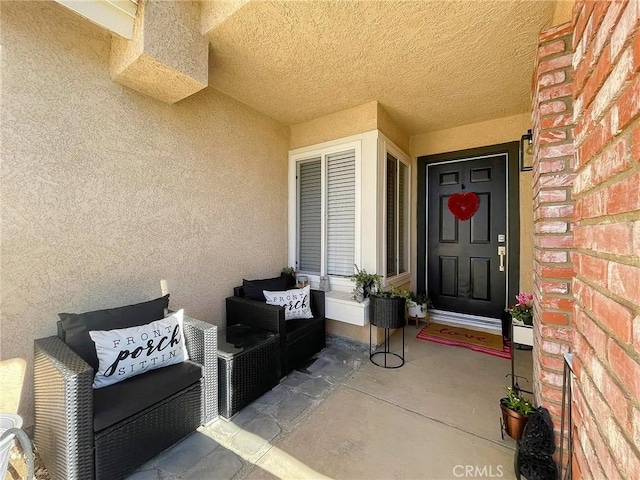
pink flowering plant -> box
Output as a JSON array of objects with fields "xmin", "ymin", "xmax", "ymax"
[{"xmin": 509, "ymin": 293, "xmax": 534, "ymax": 326}]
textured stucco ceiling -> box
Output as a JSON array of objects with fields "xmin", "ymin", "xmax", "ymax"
[{"xmin": 205, "ymin": 0, "xmax": 557, "ymax": 135}]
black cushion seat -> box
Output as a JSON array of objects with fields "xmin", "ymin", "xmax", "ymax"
[
  {"xmin": 286, "ymin": 317, "xmax": 324, "ymax": 343},
  {"xmin": 93, "ymin": 360, "xmax": 203, "ymax": 432}
]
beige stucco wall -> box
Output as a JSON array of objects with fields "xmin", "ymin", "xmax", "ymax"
[
  {"xmin": 111, "ymin": 0, "xmax": 209, "ymax": 103},
  {"xmin": 289, "ymin": 101, "xmax": 378, "ymax": 150},
  {"xmin": 409, "ymin": 113, "xmax": 530, "ymax": 157},
  {"xmin": 376, "ymin": 103, "xmax": 410, "ymax": 154},
  {"xmin": 409, "ymin": 113, "xmax": 534, "ymax": 294},
  {"xmin": 1, "ymin": 0, "xmax": 289, "ymax": 425},
  {"xmin": 289, "ymin": 101, "xmax": 410, "ymax": 153},
  {"xmin": 518, "ymin": 172, "xmax": 535, "ymax": 293},
  {"xmin": 553, "ymin": 0, "xmax": 575, "ymax": 26}
]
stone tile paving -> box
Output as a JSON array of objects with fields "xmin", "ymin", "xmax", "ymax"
[
  {"xmin": 127, "ymin": 335, "xmax": 369, "ymax": 480},
  {"xmin": 180, "ymin": 448, "xmax": 244, "ymax": 480}
]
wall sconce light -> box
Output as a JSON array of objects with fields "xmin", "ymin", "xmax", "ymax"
[{"xmin": 520, "ymin": 129, "xmax": 533, "ymax": 171}]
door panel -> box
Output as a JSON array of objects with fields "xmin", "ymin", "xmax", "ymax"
[
  {"xmin": 439, "ymin": 198, "xmax": 458, "ymax": 242},
  {"xmin": 439, "ymin": 256, "xmax": 458, "ymax": 297},
  {"xmin": 470, "ymin": 193, "xmax": 491, "ymax": 243},
  {"xmin": 470, "ymin": 257, "xmax": 490, "ymax": 300},
  {"xmin": 470, "ymin": 167, "xmax": 492, "ymax": 183},
  {"xmin": 427, "ymin": 154, "xmax": 507, "ymax": 318}
]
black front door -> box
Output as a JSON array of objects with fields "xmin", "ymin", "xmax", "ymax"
[{"xmin": 427, "ymin": 154, "xmax": 506, "ymax": 318}]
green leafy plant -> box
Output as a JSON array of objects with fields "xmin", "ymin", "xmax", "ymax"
[
  {"xmin": 282, "ymin": 266, "xmax": 296, "ymax": 275},
  {"xmin": 501, "ymin": 387, "xmax": 534, "ymax": 415},
  {"xmin": 508, "ymin": 292, "xmax": 533, "ymax": 326},
  {"xmin": 349, "ymin": 265, "xmax": 381, "ymax": 302},
  {"xmin": 408, "ymin": 292, "xmax": 434, "ymax": 312},
  {"xmin": 370, "ymin": 285, "xmax": 410, "ymax": 299}
]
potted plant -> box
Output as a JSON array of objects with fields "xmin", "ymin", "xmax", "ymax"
[
  {"xmin": 282, "ymin": 266, "xmax": 296, "ymax": 276},
  {"xmin": 508, "ymin": 293, "xmax": 533, "ymax": 326},
  {"xmin": 500, "ymin": 386, "xmax": 534, "ymax": 440},
  {"xmin": 508, "ymin": 293, "xmax": 534, "ymax": 347},
  {"xmin": 349, "ymin": 265, "xmax": 381, "ymax": 302},
  {"xmin": 281, "ymin": 266, "xmax": 297, "ymax": 286},
  {"xmin": 369, "ymin": 287, "xmax": 407, "ymax": 329},
  {"xmin": 406, "ymin": 292, "xmax": 433, "ymax": 319}
]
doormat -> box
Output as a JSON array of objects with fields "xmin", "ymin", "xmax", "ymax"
[{"xmin": 417, "ymin": 323, "xmax": 511, "ymax": 359}]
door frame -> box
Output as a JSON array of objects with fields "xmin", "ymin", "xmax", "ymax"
[{"xmin": 417, "ymin": 141, "xmax": 521, "ymax": 320}]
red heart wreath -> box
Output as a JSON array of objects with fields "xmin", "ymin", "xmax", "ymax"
[{"xmin": 448, "ymin": 192, "xmax": 480, "ymax": 221}]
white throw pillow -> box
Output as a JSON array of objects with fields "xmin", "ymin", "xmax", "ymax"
[
  {"xmin": 263, "ymin": 285, "xmax": 313, "ymax": 321},
  {"xmin": 89, "ymin": 309, "xmax": 189, "ymax": 389}
]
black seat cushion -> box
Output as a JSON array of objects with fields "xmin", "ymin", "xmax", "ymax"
[
  {"xmin": 286, "ymin": 316, "xmax": 323, "ymax": 343},
  {"xmin": 242, "ymin": 274, "xmax": 295, "ymax": 302},
  {"xmin": 58, "ymin": 295, "xmax": 170, "ymax": 371},
  {"xmin": 93, "ymin": 360, "xmax": 202, "ymax": 432}
]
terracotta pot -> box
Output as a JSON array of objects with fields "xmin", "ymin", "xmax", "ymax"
[{"xmin": 500, "ymin": 402, "xmax": 530, "ymax": 440}]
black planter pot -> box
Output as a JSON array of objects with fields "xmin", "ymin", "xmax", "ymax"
[{"xmin": 370, "ymin": 296, "xmax": 406, "ymax": 329}]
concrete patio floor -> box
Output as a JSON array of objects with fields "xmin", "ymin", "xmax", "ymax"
[{"xmin": 129, "ymin": 326, "xmax": 532, "ymax": 480}]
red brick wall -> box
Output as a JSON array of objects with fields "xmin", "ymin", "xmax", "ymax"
[
  {"xmin": 531, "ymin": 23, "xmax": 577, "ymax": 441},
  {"xmin": 569, "ymin": 1, "xmax": 640, "ymax": 478}
]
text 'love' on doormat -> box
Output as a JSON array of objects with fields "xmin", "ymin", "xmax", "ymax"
[{"xmin": 417, "ymin": 323, "xmax": 511, "ymax": 359}]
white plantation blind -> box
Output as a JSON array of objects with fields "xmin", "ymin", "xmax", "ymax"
[
  {"xmin": 326, "ymin": 150, "xmax": 356, "ymax": 276},
  {"xmin": 399, "ymin": 161, "xmax": 409, "ymax": 273},
  {"xmin": 386, "ymin": 152, "xmax": 409, "ymax": 278},
  {"xmin": 298, "ymin": 159, "xmax": 322, "ymax": 273},
  {"xmin": 386, "ymin": 154, "xmax": 397, "ymax": 277}
]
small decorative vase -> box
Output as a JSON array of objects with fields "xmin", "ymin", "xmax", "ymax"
[{"xmin": 319, "ymin": 276, "xmax": 331, "ymax": 292}]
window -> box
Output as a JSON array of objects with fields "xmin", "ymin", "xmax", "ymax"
[
  {"xmin": 386, "ymin": 152, "xmax": 409, "ymax": 278},
  {"xmin": 289, "ymin": 131, "xmax": 408, "ymax": 294},
  {"xmin": 298, "ymin": 159, "xmax": 322, "ymax": 273},
  {"xmin": 297, "ymin": 148, "xmax": 356, "ymax": 277}
]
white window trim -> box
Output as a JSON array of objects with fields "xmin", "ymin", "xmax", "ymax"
[
  {"xmin": 381, "ymin": 136, "xmax": 411, "ymax": 287},
  {"xmin": 289, "ymin": 130, "xmax": 410, "ymax": 294},
  {"xmin": 289, "ymin": 136, "xmax": 363, "ymax": 291},
  {"xmin": 55, "ymin": 0, "xmax": 138, "ymax": 39}
]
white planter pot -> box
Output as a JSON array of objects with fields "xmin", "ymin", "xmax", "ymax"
[
  {"xmin": 512, "ymin": 324, "xmax": 534, "ymax": 347},
  {"xmin": 407, "ymin": 303, "xmax": 428, "ymax": 318},
  {"xmin": 0, "ymin": 413, "xmax": 22, "ymax": 478}
]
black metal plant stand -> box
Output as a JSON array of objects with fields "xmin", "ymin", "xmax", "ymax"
[
  {"xmin": 559, "ymin": 353, "xmax": 574, "ymax": 480},
  {"xmin": 369, "ymin": 322, "xmax": 405, "ymax": 368},
  {"xmin": 511, "ymin": 321, "xmax": 533, "ymax": 394},
  {"xmin": 368, "ymin": 295, "xmax": 406, "ymax": 369}
]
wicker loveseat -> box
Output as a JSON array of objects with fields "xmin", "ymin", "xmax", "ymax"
[
  {"xmin": 226, "ymin": 277, "xmax": 325, "ymax": 376},
  {"xmin": 33, "ymin": 297, "xmax": 218, "ymax": 480}
]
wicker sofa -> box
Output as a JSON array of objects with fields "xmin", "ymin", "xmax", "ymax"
[
  {"xmin": 33, "ymin": 301, "xmax": 217, "ymax": 480},
  {"xmin": 226, "ymin": 283, "xmax": 325, "ymax": 376}
]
